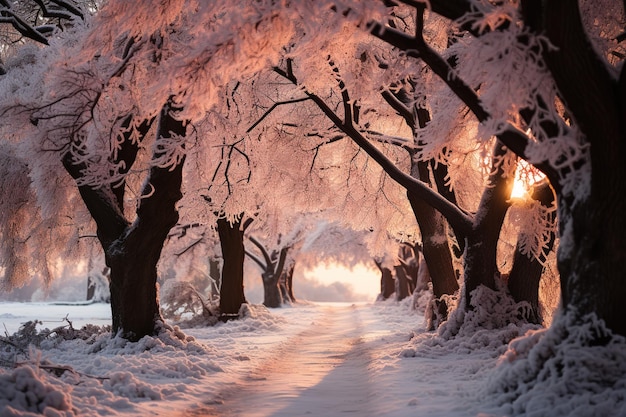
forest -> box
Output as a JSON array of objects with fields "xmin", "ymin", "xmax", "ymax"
[{"xmin": 1, "ymin": 0, "xmax": 625, "ymax": 416}]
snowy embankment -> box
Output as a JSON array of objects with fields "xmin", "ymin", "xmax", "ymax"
[{"xmin": 1, "ymin": 299, "xmax": 625, "ymax": 417}]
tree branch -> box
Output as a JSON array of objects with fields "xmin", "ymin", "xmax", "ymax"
[
  {"xmin": 244, "ymin": 249, "xmax": 266, "ymax": 269},
  {"xmin": 248, "ymin": 236, "xmax": 273, "ymax": 269},
  {"xmin": 274, "ymin": 61, "xmax": 474, "ymax": 236},
  {"xmin": 381, "ymin": 88, "xmax": 415, "ymax": 127},
  {"xmin": 371, "ymin": 4, "xmax": 562, "ymax": 187},
  {"xmin": 274, "ymin": 246, "xmax": 290, "ymax": 281}
]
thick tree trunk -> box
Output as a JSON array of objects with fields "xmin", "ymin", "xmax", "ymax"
[
  {"xmin": 108, "ymin": 105, "xmax": 185, "ymax": 340},
  {"xmin": 539, "ymin": 2, "xmax": 626, "ymax": 338},
  {"xmin": 507, "ymin": 250, "xmax": 544, "ymax": 324},
  {"xmin": 408, "ymin": 191, "xmax": 459, "ymax": 299},
  {"xmin": 558, "ymin": 194, "xmax": 626, "ymax": 338},
  {"xmin": 63, "ymin": 104, "xmax": 185, "ymax": 341},
  {"xmin": 217, "ymin": 217, "xmax": 247, "ymax": 318},
  {"xmin": 107, "ymin": 231, "xmax": 167, "ymax": 340},
  {"xmin": 405, "ymin": 103, "xmax": 460, "ymax": 322},
  {"xmin": 408, "ymin": 182, "xmax": 459, "ymax": 328}
]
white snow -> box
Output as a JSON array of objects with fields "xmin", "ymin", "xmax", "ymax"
[{"xmin": 1, "ymin": 298, "xmax": 625, "ymax": 417}]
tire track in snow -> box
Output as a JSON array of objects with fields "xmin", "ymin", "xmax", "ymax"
[{"xmin": 187, "ymin": 304, "xmax": 377, "ymax": 417}]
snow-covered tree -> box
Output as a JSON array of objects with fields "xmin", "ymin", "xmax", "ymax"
[
  {"xmin": 0, "ymin": 0, "xmax": 86, "ymax": 49},
  {"xmin": 273, "ymin": 51, "xmax": 558, "ymax": 329},
  {"xmin": 370, "ymin": 0, "xmax": 626, "ymax": 339},
  {"xmin": 245, "ymin": 234, "xmax": 293, "ymax": 308}
]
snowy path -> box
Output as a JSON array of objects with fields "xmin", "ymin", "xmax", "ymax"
[
  {"xmin": 188, "ymin": 304, "xmax": 380, "ymax": 417},
  {"xmin": 3, "ymin": 300, "xmax": 505, "ymax": 417}
]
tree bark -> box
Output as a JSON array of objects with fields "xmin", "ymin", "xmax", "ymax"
[
  {"xmin": 407, "ymin": 159, "xmax": 459, "ymax": 321},
  {"xmin": 508, "ymin": 182, "xmax": 556, "ymax": 324},
  {"xmin": 398, "ymin": 95, "xmax": 459, "ymax": 320},
  {"xmin": 375, "ymin": 259, "xmax": 395, "ymax": 300},
  {"xmin": 107, "ymin": 104, "xmax": 186, "ymax": 340},
  {"xmin": 539, "ymin": 1, "xmax": 626, "ymax": 338},
  {"xmin": 461, "ymin": 142, "xmax": 515, "ymax": 305},
  {"xmin": 263, "ymin": 273, "xmax": 283, "ymax": 308},
  {"xmin": 63, "ymin": 102, "xmax": 186, "ymax": 341},
  {"xmin": 394, "ymin": 265, "xmax": 411, "ymax": 301},
  {"xmin": 217, "ymin": 217, "xmax": 247, "ymax": 318},
  {"xmin": 286, "ymin": 265, "xmax": 296, "ymax": 302}
]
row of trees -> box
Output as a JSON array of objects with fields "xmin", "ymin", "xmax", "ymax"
[{"xmin": 0, "ymin": 0, "xmax": 624, "ymax": 359}]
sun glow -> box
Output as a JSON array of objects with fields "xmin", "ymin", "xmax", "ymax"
[
  {"xmin": 510, "ymin": 160, "xmax": 546, "ymax": 200},
  {"xmin": 302, "ymin": 262, "xmax": 380, "ymax": 300}
]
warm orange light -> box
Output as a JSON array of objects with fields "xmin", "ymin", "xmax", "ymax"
[{"xmin": 510, "ymin": 160, "xmax": 546, "ymax": 200}]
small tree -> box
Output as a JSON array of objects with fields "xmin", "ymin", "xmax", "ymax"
[{"xmin": 245, "ymin": 235, "xmax": 292, "ymax": 308}]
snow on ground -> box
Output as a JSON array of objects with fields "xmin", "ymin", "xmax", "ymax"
[{"xmin": 0, "ymin": 298, "xmax": 625, "ymax": 416}]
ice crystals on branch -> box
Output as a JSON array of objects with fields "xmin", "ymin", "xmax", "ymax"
[
  {"xmin": 151, "ymin": 131, "xmax": 188, "ymax": 171},
  {"xmin": 460, "ymin": 0, "xmax": 517, "ymax": 34},
  {"xmin": 509, "ymin": 197, "xmax": 557, "ymax": 264}
]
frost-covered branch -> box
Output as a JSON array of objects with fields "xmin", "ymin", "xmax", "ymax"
[
  {"xmin": 246, "ymin": 96, "xmax": 312, "ymax": 134},
  {"xmin": 32, "ymin": 0, "xmax": 84, "ymax": 20},
  {"xmin": 274, "ymin": 60, "xmax": 474, "ymax": 236},
  {"xmin": 370, "ymin": 3, "xmax": 562, "ymax": 187},
  {"xmin": 0, "ymin": 0, "xmax": 84, "ymax": 44},
  {"xmin": 381, "ymin": 88, "xmax": 415, "ymax": 127}
]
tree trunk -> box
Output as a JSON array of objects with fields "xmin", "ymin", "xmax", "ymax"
[
  {"xmin": 408, "ymin": 190, "xmax": 459, "ymax": 298},
  {"xmin": 63, "ymin": 103, "xmax": 186, "ymax": 340},
  {"xmin": 405, "ymin": 102, "xmax": 460, "ymax": 321},
  {"xmin": 539, "ymin": 1, "xmax": 626, "ymax": 338},
  {"xmin": 375, "ymin": 260, "xmax": 395, "ymax": 300},
  {"xmin": 109, "ymin": 105, "xmax": 185, "ymax": 340},
  {"xmin": 508, "ymin": 182, "xmax": 556, "ymax": 324},
  {"xmin": 558, "ymin": 195, "xmax": 626, "ymax": 338},
  {"xmin": 217, "ymin": 217, "xmax": 247, "ymax": 318},
  {"xmin": 279, "ymin": 275, "xmax": 290, "ymax": 303},
  {"xmin": 394, "ymin": 265, "xmax": 411, "ymax": 301},
  {"xmin": 263, "ymin": 274, "xmax": 283, "ymax": 308},
  {"xmin": 462, "ymin": 142, "xmax": 514, "ymax": 306},
  {"xmin": 286, "ymin": 265, "xmax": 296, "ymax": 302},
  {"xmin": 63, "ymin": 103, "xmax": 185, "ymax": 341}
]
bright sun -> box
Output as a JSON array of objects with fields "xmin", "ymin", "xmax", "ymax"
[
  {"xmin": 510, "ymin": 160, "xmax": 546, "ymax": 200},
  {"xmin": 510, "ymin": 176, "xmax": 528, "ymax": 199}
]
